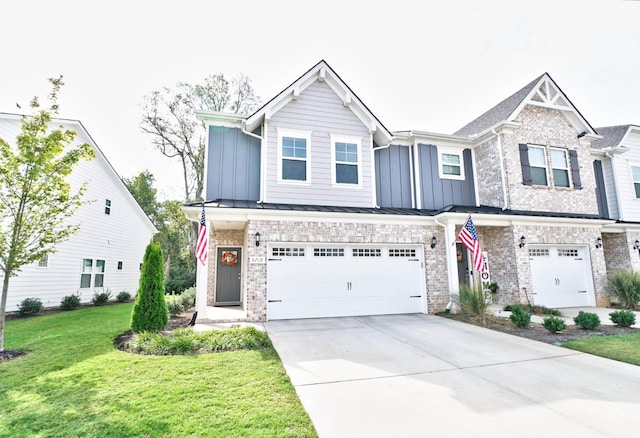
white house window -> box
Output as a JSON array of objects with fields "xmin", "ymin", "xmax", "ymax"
[
  {"xmin": 527, "ymin": 146, "xmax": 548, "ymax": 186},
  {"xmin": 277, "ymin": 129, "xmax": 311, "ymax": 183},
  {"xmin": 550, "ymin": 148, "xmax": 570, "ymax": 188},
  {"xmin": 117, "ymin": 261, "xmax": 123, "ymax": 270},
  {"xmin": 331, "ymin": 135, "xmax": 361, "ymax": 186},
  {"xmin": 631, "ymin": 166, "xmax": 640, "ymax": 198},
  {"xmin": 95, "ymin": 259, "xmax": 105, "ymax": 287},
  {"xmin": 105, "ymin": 199, "xmax": 111, "ymax": 215},
  {"xmin": 80, "ymin": 258, "xmax": 93, "ymax": 288},
  {"xmin": 438, "ymin": 148, "xmax": 465, "ymax": 180},
  {"xmin": 37, "ymin": 254, "xmax": 49, "ymax": 268}
]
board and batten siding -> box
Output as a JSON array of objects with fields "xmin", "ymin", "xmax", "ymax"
[
  {"xmin": 265, "ymin": 80, "xmax": 374, "ymax": 207},
  {"xmin": 206, "ymin": 126, "xmax": 260, "ymax": 201},
  {"xmin": 610, "ymin": 132, "xmax": 640, "ymax": 221},
  {"xmin": 417, "ymin": 145, "xmax": 476, "ymax": 210},
  {"xmin": 375, "ymin": 145, "xmax": 413, "ymax": 208},
  {"xmin": 0, "ymin": 118, "xmax": 155, "ymax": 311}
]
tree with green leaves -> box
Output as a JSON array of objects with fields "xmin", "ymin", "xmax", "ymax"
[
  {"xmin": 0, "ymin": 77, "xmax": 94, "ymax": 351},
  {"xmin": 130, "ymin": 243, "xmax": 168, "ymax": 332},
  {"xmin": 140, "ymin": 73, "xmax": 261, "ymax": 202}
]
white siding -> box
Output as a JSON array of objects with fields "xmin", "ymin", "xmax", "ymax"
[
  {"xmin": 612, "ymin": 131, "xmax": 640, "ymax": 221},
  {"xmin": 0, "ymin": 117, "xmax": 156, "ymax": 311},
  {"xmin": 265, "ymin": 81, "xmax": 373, "ymax": 207}
]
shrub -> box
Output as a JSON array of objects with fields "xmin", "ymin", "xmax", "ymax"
[
  {"xmin": 574, "ymin": 311, "xmax": 601, "ymax": 330},
  {"xmin": 609, "ymin": 310, "xmax": 636, "ymax": 328},
  {"xmin": 542, "ymin": 316, "xmax": 566, "ymax": 333},
  {"xmin": 92, "ymin": 290, "xmax": 112, "ymax": 306},
  {"xmin": 60, "ymin": 293, "xmax": 81, "ymax": 310},
  {"xmin": 164, "ymin": 263, "xmax": 195, "ymax": 295},
  {"xmin": 180, "ymin": 287, "xmax": 196, "ymax": 309},
  {"xmin": 607, "ymin": 269, "xmax": 640, "ymax": 310},
  {"xmin": 537, "ymin": 306, "xmax": 562, "ymax": 317},
  {"xmin": 509, "ymin": 306, "xmax": 531, "ymax": 328},
  {"xmin": 459, "ymin": 283, "xmax": 489, "ymax": 326},
  {"xmin": 131, "ymin": 243, "xmax": 168, "ymax": 332},
  {"xmin": 18, "ymin": 297, "xmax": 44, "ymax": 316},
  {"xmin": 165, "ymin": 295, "xmax": 184, "ymax": 317},
  {"xmin": 116, "ymin": 291, "xmax": 131, "ymax": 303}
]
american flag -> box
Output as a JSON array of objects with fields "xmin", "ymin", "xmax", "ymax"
[
  {"xmin": 196, "ymin": 204, "xmax": 208, "ymax": 265},
  {"xmin": 458, "ymin": 215, "xmax": 485, "ymax": 273}
]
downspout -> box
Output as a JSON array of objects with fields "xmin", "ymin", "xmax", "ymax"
[
  {"xmin": 242, "ymin": 121, "xmax": 265, "ymax": 204},
  {"xmin": 491, "ymin": 129, "xmax": 509, "ymax": 210}
]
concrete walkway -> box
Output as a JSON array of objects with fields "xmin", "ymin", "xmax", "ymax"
[{"xmin": 265, "ymin": 314, "xmax": 640, "ymax": 438}]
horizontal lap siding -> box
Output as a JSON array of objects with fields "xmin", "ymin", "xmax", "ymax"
[
  {"xmin": 612, "ymin": 132, "xmax": 640, "ymax": 221},
  {"xmin": 266, "ymin": 81, "xmax": 373, "ymax": 207}
]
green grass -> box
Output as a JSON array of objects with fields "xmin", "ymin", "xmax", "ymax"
[
  {"xmin": 563, "ymin": 333, "xmax": 640, "ymax": 366},
  {"xmin": 0, "ymin": 304, "xmax": 316, "ymax": 437}
]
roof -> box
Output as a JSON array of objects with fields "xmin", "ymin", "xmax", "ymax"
[
  {"xmin": 592, "ymin": 125, "xmax": 631, "ymax": 149},
  {"xmin": 453, "ymin": 74, "xmax": 544, "ymax": 137}
]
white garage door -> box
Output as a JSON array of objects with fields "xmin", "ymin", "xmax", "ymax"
[
  {"xmin": 267, "ymin": 244, "xmax": 426, "ymax": 320},
  {"xmin": 528, "ymin": 246, "xmax": 595, "ymax": 308}
]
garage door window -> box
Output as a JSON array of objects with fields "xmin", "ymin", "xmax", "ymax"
[
  {"xmin": 272, "ymin": 247, "xmax": 305, "ymax": 257},
  {"xmin": 314, "ymin": 248, "xmax": 344, "ymax": 257},
  {"xmin": 529, "ymin": 248, "xmax": 549, "ymax": 257},
  {"xmin": 353, "ymin": 248, "xmax": 381, "ymax": 257},
  {"xmin": 558, "ymin": 248, "xmax": 579, "ymax": 257},
  {"xmin": 389, "ymin": 248, "xmax": 417, "ymax": 257}
]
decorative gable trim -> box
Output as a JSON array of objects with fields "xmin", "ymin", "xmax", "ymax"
[{"xmin": 245, "ymin": 60, "xmax": 393, "ymax": 146}]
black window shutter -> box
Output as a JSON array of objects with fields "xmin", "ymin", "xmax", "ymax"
[
  {"xmin": 519, "ymin": 143, "xmax": 532, "ymax": 186},
  {"xmin": 568, "ymin": 150, "xmax": 582, "ymax": 189}
]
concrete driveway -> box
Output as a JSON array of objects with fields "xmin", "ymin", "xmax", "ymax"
[{"xmin": 265, "ymin": 314, "xmax": 640, "ymax": 438}]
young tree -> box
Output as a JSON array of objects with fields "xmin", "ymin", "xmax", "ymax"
[
  {"xmin": 130, "ymin": 243, "xmax": 168, "ymax": 332},
  {"xmin": 0, "ymin": 77, "xmax": 94, "ymax": 351},
  {"xmin": 123, "ymin": 170, "xmax": 162, "ymax": 226},
  {"xmin": 140, "ymin": 73, "xmax": 261, "ymax": 202}
]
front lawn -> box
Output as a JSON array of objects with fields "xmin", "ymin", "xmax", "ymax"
[
  {"xmin": 0, "ymin": 303, "xmax": 316, "ymax": 437},
  {"xmin": 563, "ymin": 332, "xmax": 640, "ymax": 366}
]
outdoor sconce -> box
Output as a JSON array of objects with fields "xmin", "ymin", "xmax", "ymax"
[
  {"xmin": 255, "ymin": 232, "xmax": 261, "ymax": 247},
  {"xmin": 595, "ymin": 237, "xmax": 602, "ymax": 249},
  {"xmin": 634, "ymin": 239, "xmax": 640, "ymax": 251},
  {"xmin": 519, "ymin": 235, "xmax": 526, "ymax": 249},
  {"xmin": 430, "ymin": 236, "xmax": 437, "ymax": 249}
]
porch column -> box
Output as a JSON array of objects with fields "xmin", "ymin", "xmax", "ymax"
[{"xmin": 443, "ymin": 223, "xmax": 459, "ymax": 296}]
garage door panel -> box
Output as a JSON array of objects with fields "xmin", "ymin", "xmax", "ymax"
[{"xmin": 267, "ymin": 245, "xmax": 425, "ymax": 320}]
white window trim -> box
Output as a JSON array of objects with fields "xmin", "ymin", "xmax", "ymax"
[
  {"xmin": 330, "ymin": 134, "xmax": 362, "ymax": 188},
  {"xmin": 276, "ymin": 128, "xmax": 312, "ymax": 185},
  {"xmin": 80, "ymin": 258, "xmax": 93, "ymax": 289},
  {"xmin": 528, "ymin": 144, "xmax": 548, "ymax": 186},
  {"xmin": 437, "ymin": 147, "xmax": 465, "ymax": 180},
  {"xmin": 37, "ymin": 254, "xmax": 49, "ymax": 269},
  {"xmin": 629, "ymin": 163, "xmax": 640, "ymax": 199},
  {"xmin": 549, "ymin": 147, "xmax": 571, "ymax": 188}
]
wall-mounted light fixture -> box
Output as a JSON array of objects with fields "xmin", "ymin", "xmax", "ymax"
[
  {"xmin": 634, "ymin": 239, "xmax": 640, "ymax": 251},
  {"xmin": 255, "ymin": 231, "xmax": 261, "ymax": 247},
  {"xmin": 577, "ymin": 131, "xmax": 588, "ymax": 139},
  {"xmin": 430, "ymin": 236, "xmax": 437, "ymax": 249},
  {"xmin": 519, "ymin": 235, "xmax": 526, "ymax": 249},
  {"xmin": 595, "ymin": 237, "xmax": 602, "ymax": 249}
]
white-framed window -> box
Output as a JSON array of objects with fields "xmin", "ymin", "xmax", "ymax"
[
  {"xmin": 277, "ymin": 129, "xmax": 311, "ymax": 184},
  {"xmin": 631, "ymin": 165, "xmax": 640, "ymax": 199},
  {"xmin": 438, "ymin": 148, "xmax": 465, "ymax": 180},
  {"xmin": 117, "ymin": 261, "xmax": 123, "ymax": 270},
  {"xmin": 37, "ymin": 254, "xmax": 49, "ymax": 268},
  {"xmin": 105, "ymin": 199, "xmax": 111, "ymax": 215},
  {"xmin": 80, "ymin": 258, "xmax": 93, "ymax": 288},
  {"xmin": 527, "ymin": 145, "xmax": 548, "ymax": 186},
  {"xmin": 80, "ymin": 258, "xmax": 106, "ymax": 288},
  {"xmin": 331, "ymin": 135, "xmax": 362, "ymax": 186},
  {"xmin": 550, "ymin": 148, "xmax": 570, "ymax": 188}
]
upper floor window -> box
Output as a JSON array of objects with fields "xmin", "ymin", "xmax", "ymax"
[
  {"xmin": 117, "ymin": 261, "xmax": 123, "ymax": 270},
  {"xmin": 37, "ymin": 254, "xmax": 48, "ymax": 268},
  {"xmin": 527, "ymin": 145, "xmax": 548, "ymax": 186},
  {"xmin": 331, "ymin": 135, "xmax": 361, "ymax": 186},
  {"xmin": 550, "ymin": 148, "xmax": 570, "ymax": 188},
  {"xmin": 631, "ymin": 166, "xmax": 640, "ymax": 198},
  {"xmin": 277, "ymin": 129, "xmax": 311, "ymax": 183},
  {"xmin": 105, "ymin": 199, "xmax": 111, "ymax": 215},
  {"xmin": 438, "ymin": 148, "xmax": 465, "ymax": 180}
]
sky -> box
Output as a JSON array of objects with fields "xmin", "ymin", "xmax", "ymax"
[{"xmin": 1, "ymin": 0, "xmax": 639, "ymax": 200}]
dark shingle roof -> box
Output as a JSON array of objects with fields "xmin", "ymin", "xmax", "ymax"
[
  {"xmin": 453, "ymin": 74, "xmax": 545, "ymax": 137},
  {"xmin": 592, "ymin": 125, "xmax": 631, "ymax": 149}
]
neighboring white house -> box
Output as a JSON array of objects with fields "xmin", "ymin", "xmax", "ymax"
[{"xmin": 0, "ymin": 113, "xmax": 157, "ymax": 311}]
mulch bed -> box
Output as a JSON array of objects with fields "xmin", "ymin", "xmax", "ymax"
[
  {"xmin": 439, "ymin": 312, "xmax": 640, "ymax": 345},
  {"xmin": 114, "ymin": 312, "xmax": 194, "ymax": 352}
]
